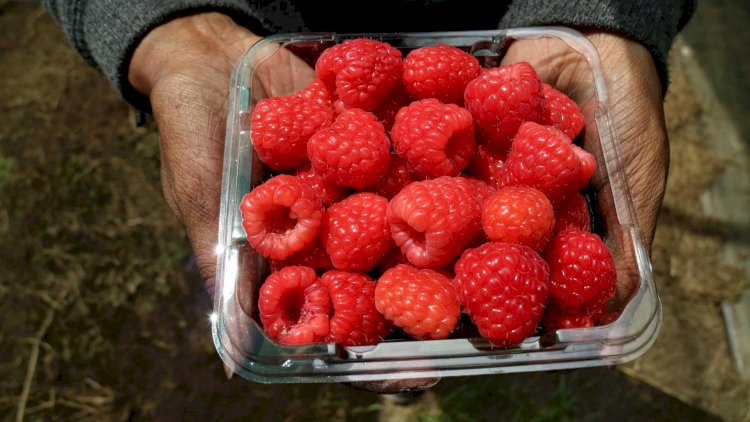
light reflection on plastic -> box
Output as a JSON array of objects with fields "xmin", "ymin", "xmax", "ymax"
[
  {"xmin": 214, "ymin": 244, "xmax": 224, "ymax": 256},
  {"xmin": 209, "ymin": 312, "xmax": 218, "ymax": 324}
]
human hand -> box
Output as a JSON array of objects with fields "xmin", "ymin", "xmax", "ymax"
[
  {"xmin": 502, "ymin": 32, "xmax": 669, "ymax": 300},
  {"xmin": 128, "ymin": 12, "xmax": 436, "ymax": 393}
]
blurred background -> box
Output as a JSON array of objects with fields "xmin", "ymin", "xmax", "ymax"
[{"xmin": 1, "ymin": 0, "xmax": 748, "ymax": 420}]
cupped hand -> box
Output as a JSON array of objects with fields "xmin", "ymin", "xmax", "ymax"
[
  {"xmin": 502, "ymin": 32, "xmax": 669, "ymax": 299},
  {"xmin": 128, "ymin": 12, "xmax": 436, "ymax": 394}
]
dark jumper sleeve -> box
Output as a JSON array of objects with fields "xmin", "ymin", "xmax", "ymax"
[
  {"xmin": 499, "ymin": 0, "xmax": 697, "ymax": 95},
  {"xmin": 41, "ymin": 0, "xmax": 307, "ymax": 111}
]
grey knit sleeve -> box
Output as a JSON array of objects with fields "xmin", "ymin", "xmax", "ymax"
[
  {"xmin": 499, "ymin": 0, "xmax": 696, "ymax": 94},
  {"xmin": 41, "ymin": 0, "xmax": 307, "ymax": 110}
]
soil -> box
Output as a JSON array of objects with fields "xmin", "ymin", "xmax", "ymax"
[{"xmin": 0, "ymin": 1, "xmax": 748, "ymax": 421}]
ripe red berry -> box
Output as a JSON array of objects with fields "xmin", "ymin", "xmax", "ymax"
[
  {"xmin": 315, "ymin": 38, "xmax": 403, "ymax": 111},
  {"xmin": 307, "ymin": 108, "xmax": 391, "ymax": 189},
  {"xmin": 269, "ymin": 238, "xmax": 333, "ymax": 272},
  {"xmin": 258, "ymin": 266, "xmax": 330, "ymax": 345},
  {"xmin": 240, "ymin": 175, "xmax": 324, "ymax": 260},
  {"xmin": 481, "ymin": 186, "xmax": 555, "ymax": 251},
  {"xmin": 375, "ymin": 264, "xmax": 460, "ymax": 340},
  {"xmin": 454, "ymin": 242, "xmax": 550, "ymax": 347},
  {"xmin": 541, "ymin": 83, "xmax": 584, "ymax": 141},
  {"xmin": 365, "ymin": 154, "xmax": 418, "ymax": 200},
  {"xmin": 466, "ymin": 143, "xmax": 507, "ymax": 185},
  {"xmin": 391, "ymin": 98, "xmax": 476, "ymax": 178},
  {"xmin": 402, "ymin": 44, "xmax": 480, "ymax": 105},
  {"xmin": 321, "ymin": 193, "xmax": 392, "ymax": 272},
  {"xmin": 388, "ymin": 177, "xmax": 481, "ymax": 268},
  {"xmin": 374, "ymin": 84, "xmax": 412, "ymax": 131},
  {"xmin": 553, "ymin": 192, "xmax": 591, "ymax": 234},
  {"xmin": 321, "ymin": 270, "xmax": 393, "ymax": 345},
  {"xmin": 543, "ymin": 307, "xmax": 595, "ymax": 331},
  {"xmin": 250, "ymin": 95, "xmax": 333, "ymax": 170},
  {"xmin": 543, "ymin": 230, "xmax": 616, "ymax": 314},
  {"xmin": 294, "ymin": 164, "xmax": 349, "ymax": 207},
  {"xmin": 464, "ymin": 62, "xmax": 544, "ymax": 151},
  {"xmin": 497, "ymin": 122, "xmax": 596, "ymax": 204},
  {"xmin": 296, "ymin": 78, "xmax": 334, "ymax": 106}
]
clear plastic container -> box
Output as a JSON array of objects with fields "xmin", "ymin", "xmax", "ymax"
[{"xmin": 213, "ymin": 27, "xmax": 662, "ymax": 383}]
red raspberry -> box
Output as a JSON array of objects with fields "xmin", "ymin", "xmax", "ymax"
[
  {"xmin": 541, "ymin": 83, "xmax": 585, "ymax": 141},
  {"xmin": 365, "ymin": 154, "xmax": 418, "ymax": 200},
  {"xmin": 296, "ymin": 78, "xmax": 333, "ymax": 106},
  {"xmin": 459, "ymin": 176, "xmax": 495, "ymax": 208},
  {"xmin": 454, "ymin": 242, "xmax": 549, "ymax": 347},
  {"xmin": 378, "ymin": 244, "xmax": 410, "ymax": 274},
  {"xmin": 258, "ymin": 266, "xmax": 330, "ymax": 345},
  {"xmin": 481, "ymin": 186, "xmax": 555, "ymax": 251},
  {"xmin": 321, "ymin": 192, "xmax": 392, "ymax": 272},
  {"xmin": 388, "ymin": 177, "xmax": 481, "ymax": 268},
  {"xmin": 464, "ymin": 62, "xmax": 544, "ymax": 151},
  {"xmin": 322, "ymin": 271, "xmax": 393, "ymax": 345},
  {"xmin": 466, "ymin": 143, "xmax": 507, "ymax": 185},
  {"xmin": 240, "ymin": 175, "xmax": 324, "ymax": 260},
  {"xmin": 553, "ymin": 192, "xmax": 591, "ymax": 234},
  {"xmin": 307, "ymin": 109, "xmax": 391, "ymax": 189},
  {"xmin": 294, "ymin": 164, "xmax": 348, "ymax": 207},
  {"xmin": 375, "ymin": 264, "xmax": 460, "ymax": 340},
  {"xmin": 543, "ymin": 230, "xmax": 616, "ymax": 314},
  {"xmin": 543, "ymin": 307, "xmax": 595, "ymax": 331},
  {"xmin": 315, "ymin": 38, "xmax": 402, "ymax": 111},
  {"xmin": 270, "ymin": 239, "xmax": 333, "ymax": 272},
  {"xmin": 250, "ymin": 95, "xmax": 333, "ymax": 170},
  {"xmin": 391, "ymin": 98, "xmax": 476, "ymax": 178},
  {"xmin": 402, "ymin": 44, "xmax": 480, "ymax": 105},
  {"xmin": 497, "ymin": 122, "xmax": 596, "ymax": 204},
  {"xmin": 374, "ymin": 84, "xmax": 412, "ymax": 131}
]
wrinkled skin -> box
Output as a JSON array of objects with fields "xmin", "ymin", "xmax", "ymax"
[{"xmin": 129, "ymin": 12, "xmax": 667, "ymax": 392}]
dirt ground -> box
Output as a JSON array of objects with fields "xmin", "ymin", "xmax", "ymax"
[{"xmin": 1, "ymin": 1, "xmax": 748, "ymax": 421}]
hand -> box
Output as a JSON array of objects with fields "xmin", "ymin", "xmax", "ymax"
[
  {"xmin": 128, "ymin": 12, "xmax": 435, "ymax": 394},
  {"xmin": 502, "ymin": 32, "xmax": 669, "ymax": 299}
]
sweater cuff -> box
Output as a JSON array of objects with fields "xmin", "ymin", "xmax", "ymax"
[
  {"xmin": 76, "ymin": 0, "xmax": 307, "ymax": 111},
  {"xmin": 499, "ymin": 0, "xmax": 696, "ymax": 95}
]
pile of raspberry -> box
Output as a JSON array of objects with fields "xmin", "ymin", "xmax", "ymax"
[{"xmin": 240, "ymin": 38, "xmax": 618, "ymax": 347}]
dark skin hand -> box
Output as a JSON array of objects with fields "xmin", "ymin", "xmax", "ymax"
[{"xmin": 129, "ymin": 13, "xmax": 667, "ymax": 392}]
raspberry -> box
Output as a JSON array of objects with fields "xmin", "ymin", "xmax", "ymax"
[
  {"xmin": 464, "ymin": 62, "xmax": 544, "ymax": 151},
  {"xmin": 481, "ymin": 186, "xmax": 555, "ymax": 251},
  {"xmin": 250, "ymin": 95, "xmax": 333, "ymax": 170},
  {"xmin": 297, "ymin": 78, "xmax": 333, "ymax": 106},
  {"xmin": 378, "ymin": 244, "xmax": 409, "ymax": 274},
  {"xmin": 374, "ymin": 84, "xmax": 412, "ymax": 131},
  {"xmin": 270, "ymin": 238, "xmax": 333, "ymax": 272},
  {"xmin": 543, "ymin": 307, "xmax": 595, "ymax": 331},
  {"xmin": 454, "ymin": 242, "xmax": 549, "ymax": 347},
  {"xmin": 391, "ymin": 98, "xmax": 476, "ymax": 178},
  {"xmin": 388, "ymin": 177, "xmax": 481, "ymax": 268},
  {"xmin": 460, "ymin": 176, "xmax": 496, "ymax": 208},
  {"xmin": 541, "ymin": 83, "xmax": 584, "ymax": 141},
  {"xmin": 240, "ymin": 175, "xmax": 324, "ymax": 260},
  {"xmin": 258, "ymin": 266, "xmax": 330, "ymax": 345},
  {"xmin": 543, "ymin": 230, "xmax": 616, "ymax": 314},
  {"xmin": 315, "ymin": 38, "xmax": 402, "ymax": 111},
  {"xmin": 307, "ymin": 108, "xmax": 391, "ymax": 189},
  {"xmin": 553, "ymin": 192, "xmax": 591, "ymax": 234},
  {"xmin": 497, "ymin": 122, "xmax": 596, "ymax": 204},
  {"xmin": 321, "ymin": 193, "xmax": 392, "ymax": 272},
  {"xmin": 466, "ymin": 144, "xmax": 507, "ymax": 185},
  {"xmin": 322, "ymin": 270, "xmax": 393, "ymax": 345},
  {"xmin": 375, "ymin": 264, "xmax": 460, "ymax": 340},
  {"xmin": 365, "ymin": 154, "xmax": 418, "ymax": 200},
  {"xmin": 294, "ymin": 164, "xmax": 349, "ymax": 207},
  {"xmin": 402, "ymin": 44, "xmax": 480, "ymax": 105}
]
